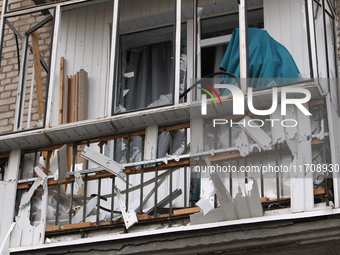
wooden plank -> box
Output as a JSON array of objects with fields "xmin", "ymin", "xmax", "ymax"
[
  {"xmin": 31, "ymin": 31, "xmax": 44, "ymax": 120},
  {"xmin": 63, "ymin": 77, "xmax": 69, "ymax": 124},
  {"xmin": 62, "ymin": 222, "xmax": 91, "ymax": 230},
  {"xmin": 45, "ymin": 225, "xmax": 60, "ymax": 232},
  {"xmin": 153, "ymin": 214, "xmax": 169, "ymax": 219},
  {"xmin": 75, "ymin": 70, "xmax": 87, "ymax": 182},
  {"xmin": 260, "ymin": 197, "xmax": 269, "ymax": 203},
  {"xmin": 59, "ymin": 57, "xmax": 64, "ymax": 125},
  {"xmin": 0, "ymin": 152, "xmax": 10, "ymax": 159},
  {"xmin": 74, "ymin": 73, "xmax": 79, "ymax": 122},
  {"xmin": 67, "ymin": 76, "xmax": 75, "ymax": 123},
  {"xmin": 77, "ymin": 70, "xmax": 87, "ymax": 121},
  {"xmin": 173, "ymin": 207, "xmax": 201, "ymax": 215},
  {"xmin": 98, "ymin": 221, "xmax": 111, "ymax": 226},
  {"xmin": 138, "ymin": 214, "xmax": 152, "ymax": 220},
  {"xmin": 17, "ymin": 183, "xmax": 29, "ymax": 189},
  {"xmin": 308, "ymin": 98, "xmax": 324, "ymax": 107},
  {"xmin": 262, "ymin": 197, "xmax": 291, "ymax": 203},
  {"xmin": 314, "ymin": 188, "xmax": 326, "ymax": 195},
  {"xmin": 208, "ymin": 152, "xmax": 241, "ymax": 162},
  {"xmin": 261, "ymin": 189, "xmax": 325, "ymax": 204}
]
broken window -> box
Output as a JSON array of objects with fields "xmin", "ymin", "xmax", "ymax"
[
  {"xmin": 0, "ymin": 157, "xmax": 7, "ymax": 181},
  {"xmin": 313, "ymin": 0, "xmax": 339, "ymax": 111},
  {"xmin": 200, "ymin": 9, "xmax": 264, "ymax": 78},
  {"xmin": 114, "ymin": 0, "xmax": 178, "ymax": 113},
  {"xmin": 0, "ymin": 11, "xmax": 53, "ymax": 134}
]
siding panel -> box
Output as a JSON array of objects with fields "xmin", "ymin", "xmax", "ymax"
[
  {"xmin": 52, "ymin": 2, "xmax": 113, "ymax": 126},
  {"xmin": 264, "ymin": 0, "xmax": 310, "ymax": 78}
]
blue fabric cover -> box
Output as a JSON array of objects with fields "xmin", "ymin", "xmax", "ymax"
[{"xmin": 219, "ymin": 28, "xmax": 300, "ymax": 89}]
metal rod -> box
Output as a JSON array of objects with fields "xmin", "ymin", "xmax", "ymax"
[
  {"xmin": 110, "ymin": 176, "xmax": 115, "ymax": 224},
  {"xmin": 96, "ymin": 178, "xmax": 101, "ymax": 226},
  {"xmin": 169, "ymin": 167, "xmax": 173, "ymax": 227},
  {"xmin": 304, "ymin": 0, "xmax": 314, "ymax": 78},
  {"xmin": 33, "ymin": 149, "xmax": 38, "ymax": 177},
  {"xmin": 24, "ymin": 14, "xmax": 53, "ymax": 35},
  {"xmin": 229, "ymin": 159, "xmax": 233, "ymax": 197},
  {"xmin": 109, "ymin": 0, "xmax": 120, "ymax": 115},
  {"xmin": 69, "ymin": 142, "xmax": 76, "ymax": 224},
  {"xmin": 69, "ymin": 181, "xmax": 74, "ymax": 224},
  {"xmin": 260, "ymin": 150, "xmax": 264, "ymax": 198},
  {"xmin": 111, "ymin": 138, "xmax": 117, "ymax": 223},
  {"xmin": 83, "ymin": 173, "xmax": 88, "ymax": 223},
  {"xmin": 3, "ymin": 0, "xmax": 88, "ymax": 18},
  {"xmin": 85, "ymin": 140, "xmax": 90, "ymax": 170},
  {"xmin": 193, "ymin": 0, "xmax": 197, "ymax": 82},
  {"xmin": 322, "ymin": 141, "xmax": 329, "ymax": 206},
  {"xmin": 5, "ymin": 19, "xmax": 49, "ymax": 72},
  {"xmin": 125, "ymin": 173, "xmax": 129, "ymax": 211},
  {"xmin": 275, "ymin": 144, "xmax": 280, "ymax": 201},
  {"xmin": 140, "ymin": 166, "xmax": 144, "ymax": 214},
  {"xmin": 198, "ymin": 156, "xmax": 202, "ymax": 198},
  {"xmin": 184, "ymin": 128, "xmax": 188, "ymax": 208},
  {"xmin": 99, "ymin": 142, "xmax": 103, "ymax": 154},
  {"xmin": 126, "ymin": 135, "xmax": 131, "ymax": 163},
  {"xmin": 13, "ymin": 35, "xmax": 28, "ymax": 131},
  {"xmin": 184, "ymin": 165, "xmax": 187, "ymax": 208},
  {"xmin": 14, "ymin": 34, "xmax": 20, "ymax": 70},
  {"xmin": 124, "ymin": 173, "xmax": 129, "ymax": 232},
  {"xmin": 125, "ymin": 134, "xmax": 131, "ymax": 231},
  {"xmin": 322, "ymin": 0, "xmax": 330, "ymax": 89},
  {"xmin": 45, "ymin": 5, "xmax": 61, "ymax": 128},
  {"xmin": 18, "ymin": 48, "xmax": 30, "ymax": 131},
  {"xmin": 4, "ymin": 19, "xmax": 22, "ymax": 40},
  {"xmin": 55, "ymin": 184, "xmax": 60, "ymax": 226},
  {"xmin": 27, "ymin": 64, "xmax": 35, "ymax": 129},
  {"xmin": 239, "ymin": 0, "xmax": 249, "ymax": 91},
  {"xmin": 174, "ymin": 0, "xmax": 181, "ymax": 105},
  {"xmin": 154, "ymin": 164, "xmax": 158, "ymax": 218},
  {"xmin": 0, "ymin": 0, "xmax": 9, "ymax": 67},
  {"xmin": 244, "ymin": 157, "xmax": 248, "ymax": 184},
  {"xmin": 139, "ymin": 134, "xmax": 145, "ymax": 213},
  {"xmin": 229, "ymin": 124, "xmax": 233, "ymax": 196},
  {"xmin": 168, "ymin": 132, "xmax": 174, "ymax": 226},
  {"xmin": 279, "ymin": 144, "xmax": 283, "ymax": 198}
]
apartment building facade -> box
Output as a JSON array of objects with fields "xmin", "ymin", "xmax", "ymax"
[{"xmin": 0, "ymin": 0, "xmax": 340, "ymax": 254}]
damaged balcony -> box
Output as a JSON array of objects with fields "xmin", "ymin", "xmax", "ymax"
[
  {"xmin": 1, "ymin": 0, "xmax": 340, "ymax": 253},
  {"xmin": 0, "ymin": 98, "xmax": 336, "ymax": 249},
  {"xmin": 0, "ymin": 0, "xmax": 337, "ymax": 151}
]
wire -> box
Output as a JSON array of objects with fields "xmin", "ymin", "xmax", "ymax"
[{"xmin": 179, "ymin": 71, "xmax": 240, "ymax": 99}]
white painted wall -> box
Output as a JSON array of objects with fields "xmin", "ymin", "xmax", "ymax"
[
  {"xmin": 264, "ymin": 0, "xmax": 311, "ymax": 79},
  {"xmin": 51, "ymin": 2, "xmax": 113, "ymax": 127}
]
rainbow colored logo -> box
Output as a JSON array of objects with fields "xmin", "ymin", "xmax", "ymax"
[{"xmin": 197, "ymin": 83, "xmax": 222, "ymax": 106}]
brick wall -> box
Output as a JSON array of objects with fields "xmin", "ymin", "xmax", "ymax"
[{"xmin": 0, "ymin": 0, "xmax": 52, "ymax": 133}]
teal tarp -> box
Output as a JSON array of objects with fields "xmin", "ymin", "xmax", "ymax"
[{"xmin": 219, "ymin": 28, "xmax": 300, "ymax": 89}]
